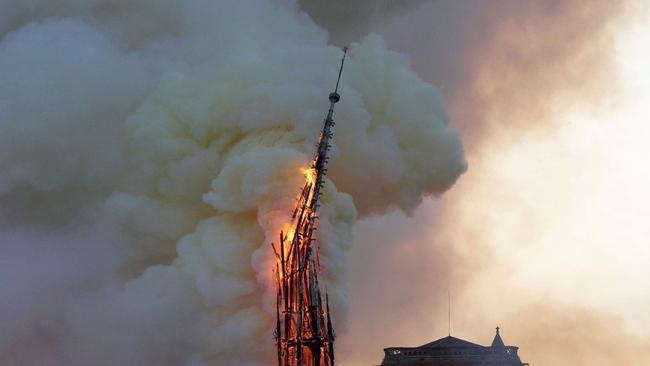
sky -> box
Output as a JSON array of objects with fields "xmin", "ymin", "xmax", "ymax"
[
  {"xmin": 1, "ymin": 1, "xmax": 649, "ymax": 366},
  {"xmin": 340, "ymin": 1, "xmax": 650, "ymax": 365}
]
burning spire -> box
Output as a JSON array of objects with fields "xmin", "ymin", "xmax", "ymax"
[{"xmin": 272, "ymin": 47, "xmax": 348, "ymax": 366}]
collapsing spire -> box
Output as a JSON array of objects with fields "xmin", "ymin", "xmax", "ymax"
[{"xmin": 272, "ymin": 48, "xmax": 348, "ymax": 366}]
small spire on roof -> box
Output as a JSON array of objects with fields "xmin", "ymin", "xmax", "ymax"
[{"xmin": 491, "ymin": 326, "xmax": 505, "ymax": 348}]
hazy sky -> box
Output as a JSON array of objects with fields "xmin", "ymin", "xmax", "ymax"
[{"xmin": 342, "ymin": 1, "xmax": 650, "ymax": 365}]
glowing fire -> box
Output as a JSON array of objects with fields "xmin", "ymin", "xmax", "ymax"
[
  {"xmin": 272, "ymin": 163, "xmax": 335, "ymax": 365},
  {"xmin": 302, "ymin": 167, "xmax": 317, "ymax": 186}
]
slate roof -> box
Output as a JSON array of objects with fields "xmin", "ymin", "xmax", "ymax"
[
  {"xmin": 419, "ymin": 335, "xmax": 485, "ymax": 349},
  {"xmin": 380, "ymin": 328, "xmax": 528, "ymax": 366}
]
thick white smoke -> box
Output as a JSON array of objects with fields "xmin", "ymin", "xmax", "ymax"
[
  {"xmin": 298, "ymin": 0, "xmax": 428, "ymax": 44},
  {"xmin": 0, "ymin": 1, "xmax": 465, "ymax": 365}
]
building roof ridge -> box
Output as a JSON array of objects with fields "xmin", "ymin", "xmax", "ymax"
[{"xmin": 419, "ymin": 335, "xmax": 484, "ymax": 349}]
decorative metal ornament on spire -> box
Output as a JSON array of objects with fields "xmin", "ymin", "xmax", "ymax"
[{"xmin": 272, "ymin": 47, "xmax": 348, "ymax": 366}]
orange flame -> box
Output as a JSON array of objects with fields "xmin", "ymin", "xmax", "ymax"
[{"xmin": 301, "ymin": 167, "xmax": 316, "ymax": 187}]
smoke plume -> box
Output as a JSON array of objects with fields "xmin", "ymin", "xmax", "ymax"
[
  {"xmin": 298, "ymin": 0, "xmax": 428, "ymax": 45},
  {"xmin": 0, "ymin": 1, "xmax": 465, "ymax": 365}
]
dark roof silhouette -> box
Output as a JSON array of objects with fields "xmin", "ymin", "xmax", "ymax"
[
  {"xmin": 379, "ymin": 327, "xmax": 529, "ymax": 366},
  {"xmin": 491, "ymin": 326, "xmax": 505, "ymax": 347},
  {"xmin": 420, "ymin": 335, "xmax": 484, "ymax": 349}
]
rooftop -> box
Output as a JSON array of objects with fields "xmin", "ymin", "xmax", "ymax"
[
  {"xmin": 420, "ymin": 335, "xmax": 484, "ymax": 349},
  {"xmin": 379, "ymin": 327, "xmax": 529, "ymax": 366}
]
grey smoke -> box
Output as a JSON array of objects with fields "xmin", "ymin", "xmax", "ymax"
[{"xmin": 0, "ymin": 1, "xmax": 465, "ymax": 365}]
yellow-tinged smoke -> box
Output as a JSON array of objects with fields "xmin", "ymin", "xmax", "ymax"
[{"xmin": 341, "ymin": 1, "xmax": 650, "ymax": 365}]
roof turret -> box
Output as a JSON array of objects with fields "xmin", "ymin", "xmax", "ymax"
[{"xmin": 491, "ymin": 326, "xmax": 505, "ymax": 348}]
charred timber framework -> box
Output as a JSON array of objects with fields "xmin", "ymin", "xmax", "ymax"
[{"xmin": 272, "ymin": 48, "xmax": 347, "ymax": 366}]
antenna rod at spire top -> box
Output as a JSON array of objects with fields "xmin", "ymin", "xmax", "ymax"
[
  {"xmin": 334, "ymin": 47, "xmax": 348, "ymax": 94},
  {"xmin": 329, "ymin": 47, "xmax": 348, "ymax": 104},
  {"xmin": 448, "ymin": 290, "xmax": 451, "ymax": 337}
]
